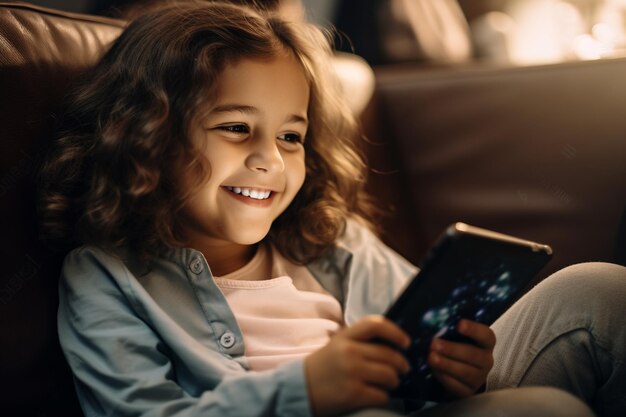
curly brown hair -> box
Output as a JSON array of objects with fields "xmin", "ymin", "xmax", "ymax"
[{"xmin": 39, "ymin": 0, "xmax": 375, "ymax": 264}]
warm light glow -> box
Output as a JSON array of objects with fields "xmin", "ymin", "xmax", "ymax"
[
  {"xmin": 331, "ymin": 52, "xmax": 375, "ymax": 116},
  {"xmin": 592, "ymin": 23, "xmax": 617, "ymax": 43},
  {"xmin": 573, "ymin": 34, "xmax": 603, "ymax": 60},
  {"xmin": 506, "ymin": 1, "xmax": 582, "ymax": 64},
  {"xmin": 492, "ymin": 0, "xmax": 626, "ymax": 65}
]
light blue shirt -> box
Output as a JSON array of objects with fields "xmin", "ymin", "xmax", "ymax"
[{"xmin": 58, "ymin": 220, "xmax": 418, "ymax": 417}]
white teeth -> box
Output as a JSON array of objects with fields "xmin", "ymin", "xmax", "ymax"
[{"xmin": 226, "ymin": 186, "xmax": 271, "ymax": 200}]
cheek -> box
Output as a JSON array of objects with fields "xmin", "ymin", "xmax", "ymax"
[
  {"xmin": 200, "ymin": 144, "xmax": 236, "ymax": 186},
  {"xmin": 290, "ymin": 153, "xmax": 307, "ymax": 192}
]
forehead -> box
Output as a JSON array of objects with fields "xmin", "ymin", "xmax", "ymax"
[{"xmin": 211, "ymin": 53, "xmax": 310, "ymax": 111}]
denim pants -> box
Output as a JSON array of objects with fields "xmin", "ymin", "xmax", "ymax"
[
  {"xmin": 487, "ymin": 262, "xmax": 626, "ymax": 417},
  {"xmin": 349, "ymin": 262, "xmax": 626, "ymax": 417}
]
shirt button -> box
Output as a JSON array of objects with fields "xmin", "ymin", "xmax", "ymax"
[
  {"xmin": 189, "ymin": 256, "xmax": 204, "ymax": 275},
  {"xmin": 219, "ymin": 332, "xmax": 236, "ymax": 348}
]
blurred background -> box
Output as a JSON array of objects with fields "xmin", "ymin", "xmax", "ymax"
[{"xmin": 25, "ymin": 0, "xmax": 626, "ymax": 67}]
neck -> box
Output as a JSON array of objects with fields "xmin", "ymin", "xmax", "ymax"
[
  {"xmin": 183, "ymin": 233, "xmax": 258, "ymax": 276},
  {"xmin": 202, "ymin": 243, "xmax": 258, "ymax": 277}
]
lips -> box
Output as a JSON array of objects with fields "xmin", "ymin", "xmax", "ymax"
[
  {"xmin": 225, "ymin": 186, "xmax": 271, "ymax": 200},
  {"xmin": 221, "ymin": 185, "xmax": 276, "ymax": 207}
]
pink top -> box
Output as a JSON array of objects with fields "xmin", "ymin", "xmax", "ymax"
[{"xmin": 214, "ymin": 244, "xmax": 343, "ymax": 371}]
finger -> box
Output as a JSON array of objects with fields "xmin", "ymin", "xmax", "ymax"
[
  {"xmin": 457, "ymin": 320, "xmax": 496, "ymax": 349},
  {"xmin": 358, "ymin": 343, "xmax": 411, "ymax": 374},
  {"xmin": 343, "ymin": 316, "xmax": 411, "ymax": 349},
  {"xmin": 431, "ymin": 338, "xmax": 493, "ymax": 370},
  {"xmin": 428, "ymin": 351, "xmax": 484, "ymax": 390},
  {"xmin": 356, "ymin": 385, "xmax": 391, "ymax": 409},
  {"xmin": 356, "ymin": 361, "xmax": 402, "ymax": 390},
  {"xmin": 432, "ymin": 370, "xmax": 475, "ymax": 398}
]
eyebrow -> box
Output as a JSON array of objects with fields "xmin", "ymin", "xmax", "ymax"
[{"xmin": 210, "ymin": 104, "xmax": 308, "ymax": 125}]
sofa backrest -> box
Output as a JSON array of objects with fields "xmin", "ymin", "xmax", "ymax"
[
  {"xmin": 0, "ymin": 3, "xmax": 123, "ymax": 415},
  {"xmin": 365, "ymin": 58, "xmax": 626, "ymax": 283}
]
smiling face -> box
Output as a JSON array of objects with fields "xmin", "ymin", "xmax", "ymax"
[{"xmin": 179, "ymin": 52, "xmax": 309, "ymax": 268}]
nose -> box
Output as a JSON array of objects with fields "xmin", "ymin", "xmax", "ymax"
[{"xmin": 245, "ymin": 135, "xmax": 285, "ymax": 173}]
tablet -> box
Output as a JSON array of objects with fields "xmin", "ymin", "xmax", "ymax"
[{"xmin": 385, "ymin": 223, "xmax": 553, "ymax": 400}]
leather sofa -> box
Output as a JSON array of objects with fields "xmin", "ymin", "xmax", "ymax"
[
  {"xmin": 363, "ymin": 59, "xmax": 626, "ymax": 282},
  {"xmin": 0, "ymin": 3, "xmax": 124, "ymax": 416},
  {"xmin": 1, "ymin": 2, "xmax": 625, "ymax": 416}
]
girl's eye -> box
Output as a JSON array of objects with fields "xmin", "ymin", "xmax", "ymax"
[
  {"xmin": 217, "ymin": 124, "xmax": 249, "ymax": 135},
  {"xmin": 277, "ymin": 132, "xmax": 303, "ymax": 144}
]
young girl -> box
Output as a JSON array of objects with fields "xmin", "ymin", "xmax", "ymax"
[{"xmin": 39, "ymin": 2, "xmax": 624, "ymax": 416}]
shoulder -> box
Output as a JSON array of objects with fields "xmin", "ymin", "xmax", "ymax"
[
  {"xmin": 337, "ymin": 218, "xmax": 413, "ymax": 268},
  {"xmin": 60, "ymin": 245, "xmax": 133, "ymax": 294},
  {"xmin": 334, "ymin": 219, "xmax": 418, "ymax": 322},
  {"xmin": 337, "ymin": 218, "xmax": 418, "ymax": 284},
  {"xmin": 340, "ymin": 217, "xmax": 417, "ymax": 267},
  {"xmin": 336, "ymin": 217, "xmax": 381, "ymax": 252},
  {"xmin": 58, "ymin": 245, "xmax": 153, "ymax": 330},
  {"xmin": 63, "ymin": 245, "xmax": 126, "ymax": 276}
]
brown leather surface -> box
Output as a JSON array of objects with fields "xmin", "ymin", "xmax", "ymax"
[
  {"xmin": 365, "ymin": 59, "xmax": 626, "ymax": 282},
  {"xmin": 0, "ymin": 3, "xmax": 123, "ymax": 415}
]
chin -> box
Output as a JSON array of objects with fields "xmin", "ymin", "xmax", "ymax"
[{"xmin": 230, "ymin": 226, "xmax": 272, "ymax": 245}]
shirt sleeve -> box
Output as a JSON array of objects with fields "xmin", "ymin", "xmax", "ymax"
[{"xmin": 58, "ymin": 247, "xmax": 311, "ymax": 417}]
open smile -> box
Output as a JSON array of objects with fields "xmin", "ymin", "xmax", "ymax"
[
  {"xmin": 221, "ymin": 186, "xmax": 276, "ymax": 207},
  {"xmin": 225, "ymin": 186, "xmax": 272, "ymax": 200}
]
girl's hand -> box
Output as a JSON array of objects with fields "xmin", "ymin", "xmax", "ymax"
[
  {"xmin": 428, "ymin": 319, "xmax": 496, "ymax": 398},
  {"xmin": 305, "ymin": 315, "xmax": 411, "ymax": 417}
]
